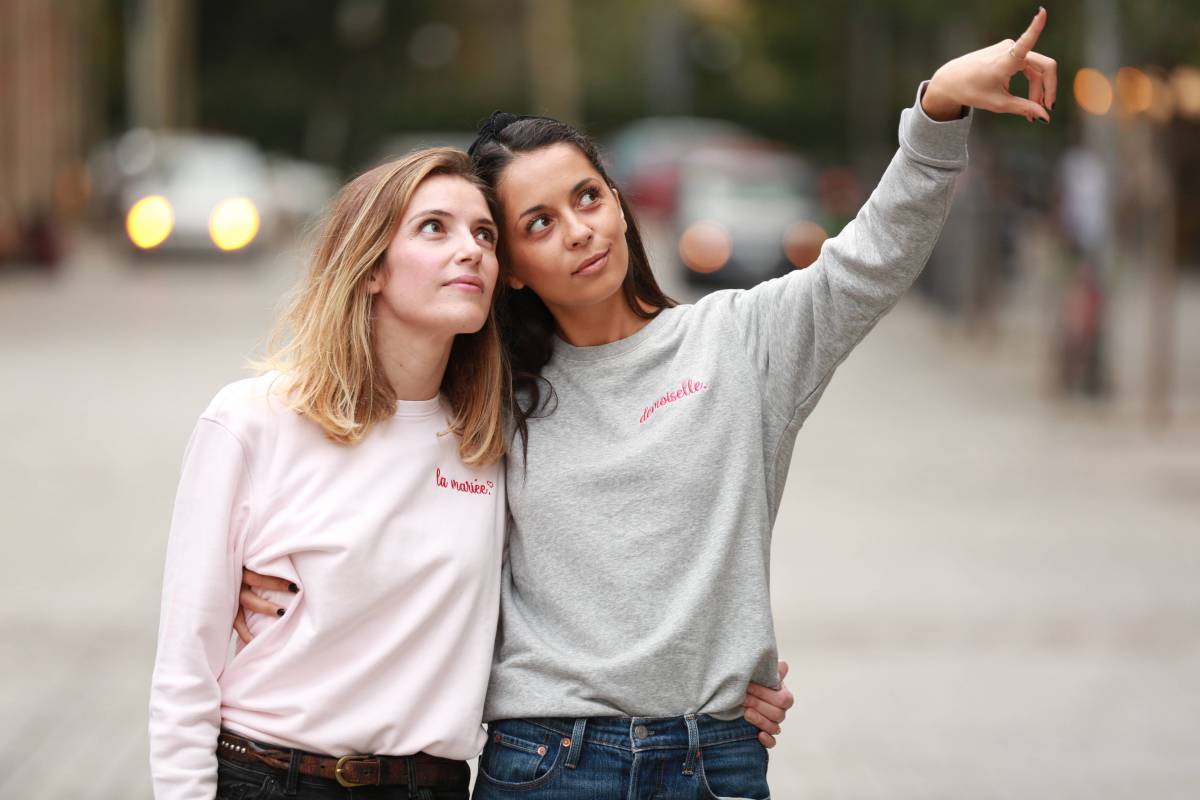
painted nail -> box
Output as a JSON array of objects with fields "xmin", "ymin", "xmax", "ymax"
[
  {"xmin": 1037, "ymin": 117, "xmax": 1050, "ymax": 124},
  {"xmin": 288, "ymin": 583, "xmax": 299, "ymax": 593},
  {"xmin": 276, "ymin": 608, "xmax": 286, "ymax": 617}
]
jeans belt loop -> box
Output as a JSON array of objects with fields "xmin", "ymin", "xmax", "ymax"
[
  {"xmin": 405, "ymin": 756, "xmax": 419, "ymax": 799},
  {"xmin": 283, "ymin": 747, "xmax": 301, "ymax": 796},
  {"xmin": 565, "ymin": 718, "xmax": 588, "ymax": 769},
  {"xmin": 682, "ymin": 714, "xmax": 700, "ymax": 775}
]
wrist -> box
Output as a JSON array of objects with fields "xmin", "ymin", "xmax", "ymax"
[{"xmin": 921, "ymin": 77, "xmax": 965, "ymax": 122}]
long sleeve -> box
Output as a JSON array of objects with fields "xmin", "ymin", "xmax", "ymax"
[
  {"xmin": 725, "ymin": 81, "xmax": 972, "ymax": 429},
  {"xmin": 149, "ymin": 418, "xmax": 253, "ymax": 800}
]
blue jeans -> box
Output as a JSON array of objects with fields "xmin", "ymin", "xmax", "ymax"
[{"xmin": 472, "ymin": 715, "xmax": 770, "ymax": 799}]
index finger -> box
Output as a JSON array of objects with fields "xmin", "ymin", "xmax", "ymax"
[
  {"xmin": 1012, "ymin": 6, "xmax": 1047, "ymax": 61},
  {"xmin": 243, "ymin": 569, "xmax": 296, "ymax": 593}
]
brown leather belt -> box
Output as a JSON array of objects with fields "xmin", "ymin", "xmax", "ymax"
[{"xmin": 217, "ymin": 731, "xmax": 470, "ymax": 790}]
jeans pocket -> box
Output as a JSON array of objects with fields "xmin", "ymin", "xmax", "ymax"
[
  {"xmin": 697, "ymin": 738, "xmax": 770, "ymax": 800},
  {"xmin": 476, "ymin": 720, "xmax": 566, "ymax": 791},
  {"xmin": 215, "ymin": 756, "xmax": 275, "ymax": 800}
]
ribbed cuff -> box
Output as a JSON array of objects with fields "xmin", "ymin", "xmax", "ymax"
[{"xmin": 898, "ymin": 80, "xmax": 972, "ymax": 170}]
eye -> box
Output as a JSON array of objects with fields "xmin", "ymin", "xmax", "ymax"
[
  {"xmin": 526, "ymin": 215, "xmax": 551, "ymax": 234},
  {"xmin": 475, "ymin": 227, "xmax": 497, "ymax": 245},
  {"xmin": 579, "ymin": 187, "xmax": 601, "ymax": 207},
  {"xmin": 419, "ymin": 219, "xmax": 443, "ymax": 234}
]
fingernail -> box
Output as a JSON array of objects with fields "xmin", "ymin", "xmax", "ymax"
[
  {"xmin": 1037, "ymin": 117, "xmax": 1050, "ymax": 124},
  {"xmin": 288, "ymin": 583, "xmax": 299, "ymax": 593},
  {"xmin": 276, "ymin": 608, "xmax": 286, "ymax": 617}
]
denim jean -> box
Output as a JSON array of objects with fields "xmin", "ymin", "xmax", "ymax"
[
  {"xmin": 472, "ymin": 715, "xmax": 770, "ymax": 799},
  {"xmin": 215, "ymin": 752, "xmax": 469, "ymax": 800}
]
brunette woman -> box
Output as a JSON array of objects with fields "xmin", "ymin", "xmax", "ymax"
[{"xmin": 464, "ymin": 11, "xmax": 1057, "ymax": 799}]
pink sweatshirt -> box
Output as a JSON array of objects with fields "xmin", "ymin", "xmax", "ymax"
[{"xmin": 149, "ymin": 374, "xmax": 505, "ymax": 800}]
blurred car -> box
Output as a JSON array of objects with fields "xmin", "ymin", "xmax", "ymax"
[
  {"xmin": 605, "ymin": 117, "xmax": 749, "ymax": 218},
  {"xmin": 265, "ymin": 154, "xmax": 340, "ymax": 231},
  {"xmin": 115, "ymin": 130, "xmax": 276, "ymax": 254},
  {"xmin": 672, "ymin": 142, "xmax": 822, "ymax": 288}
]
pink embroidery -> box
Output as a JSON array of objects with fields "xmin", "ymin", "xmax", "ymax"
[
  {"xmin": 435, "ymin": 467, "xmax": 495, "ymax": 496},
  {"xmin": 639, "ymin": 378, "xmax": 709, "ymax": 424}
]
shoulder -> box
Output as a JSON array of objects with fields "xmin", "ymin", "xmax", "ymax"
[
  {"xmin": 198, "ymin": 372, "xmax": 295, "ymax": 444},
  {"xmin": 693, "ymin": 271, "xmax": 811, "ymax": 320}
]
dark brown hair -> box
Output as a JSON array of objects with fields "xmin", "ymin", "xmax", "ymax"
[{"xmin": 470, "ymin": 114, "xmax": 675, "ymax": 452}]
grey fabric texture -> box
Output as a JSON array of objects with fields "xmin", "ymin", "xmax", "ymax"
[{"xmin": 484, "ymin": 83, "xmax": 973, "ymax": 722}]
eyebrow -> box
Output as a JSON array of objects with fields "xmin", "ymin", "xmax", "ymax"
[
  {"xmin": 517, "ymin": 178, "xmax": 595, "ymax": 220},
  {"xmin": 409, "ymin": 208, "xmax": 452, "ymax": 220},
  {"xmin": 409, "ymin": 208, "xmax": 496, "ymax": 228}
]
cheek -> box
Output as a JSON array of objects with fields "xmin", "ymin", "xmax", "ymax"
[{"xmin": 506, "ymin": 239, "xmax": 558, "ymax": 287}]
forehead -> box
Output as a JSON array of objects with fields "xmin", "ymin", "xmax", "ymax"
[
  {"xmin": 406, "ymin": 173, "xmax": 491, "ymax": 219},
  {"xmin": 499, "ymin": 143, "xmax": 599, "ymax": 210}
]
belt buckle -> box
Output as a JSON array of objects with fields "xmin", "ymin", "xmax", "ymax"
[{"xmin": 335, "ymin": 754, "xmax": 378, "ymax": 788}]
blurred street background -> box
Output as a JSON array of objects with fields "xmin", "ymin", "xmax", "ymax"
[{"xmin": 2, "ymin": 1, "xmax": 1199, "ymax": 798}]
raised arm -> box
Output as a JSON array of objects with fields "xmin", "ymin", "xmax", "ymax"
[{"xmin": 725, "ymin": 10, "xmax": 1055, "ymax": 427}]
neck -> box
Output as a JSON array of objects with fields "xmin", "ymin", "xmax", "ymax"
[
  {"xmin": 372, "ymin": 316, "xmax": 453, "ymax": 401},
  {"xmin": 546, "ymin": 289, "xmax": 651, "ymax": 348}
]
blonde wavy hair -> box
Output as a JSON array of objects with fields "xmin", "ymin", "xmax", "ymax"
[{"xmin": 257, "ymin": 148, "xmax": 506, "ymax": 466}]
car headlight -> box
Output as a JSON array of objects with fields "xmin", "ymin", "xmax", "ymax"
[
  {"xmin": 209, "ymin": 197, "xmax": 260, "ymax": 251},
  {"xmin": 126, "ymin": 196, "xmax": 174, "ymax": 249}
]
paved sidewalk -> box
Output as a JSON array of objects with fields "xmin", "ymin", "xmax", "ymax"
[{"xmin": 1, "ymin": 239, "xmax": 1197, "ymax": 798}]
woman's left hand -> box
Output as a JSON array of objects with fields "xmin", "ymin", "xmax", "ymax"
[
  {"xmin": 743, "ymin": 660, "xmax": 795, "ymax": 748},
  {"xmin": 922, "ymin": 6, "xmax": 1057, "ymax": 123}
]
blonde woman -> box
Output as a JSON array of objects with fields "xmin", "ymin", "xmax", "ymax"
[{"xmin": 149, "ymin": 148, "xmax": 506, "ymax": 800}]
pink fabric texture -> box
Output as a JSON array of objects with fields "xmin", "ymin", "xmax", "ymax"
[{"xmin": 149, "ymin": 374, "xmax": 504, "ymax": 800}]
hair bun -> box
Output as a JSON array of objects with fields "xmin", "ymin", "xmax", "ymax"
[{"xmin": 468, "ymin": 111, "xmax": 526, "ymax": 157}]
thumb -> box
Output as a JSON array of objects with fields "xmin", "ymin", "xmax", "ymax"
[{"xmin": 777, "ymin": 660, "xmax": 790, "ymax": 683}]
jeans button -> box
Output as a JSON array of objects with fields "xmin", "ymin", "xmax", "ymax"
[{"xmin": 633, "ymin": 724, "xmax": 649, "ymax": 738}]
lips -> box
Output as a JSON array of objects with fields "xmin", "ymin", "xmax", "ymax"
[
  {"xmin": 573, "ymin": 248, "xmax": 610, "ymax": 276},
  {"xmin": 444, "ymin": 274, "xmax": 484, "ymax": 292}
]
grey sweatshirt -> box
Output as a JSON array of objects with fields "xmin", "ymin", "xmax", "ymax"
[{"xmin": 484, "ymin": 84, "xmax": 972, "ymax": 722}]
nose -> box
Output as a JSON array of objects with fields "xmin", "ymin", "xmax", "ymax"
[
  {"xmin": 563, "ymin": 212, "xmax": 593, "ymax": 250},
  {"xmin": 455, "ymin": 232, "xmax": 483, "ymax": 265}
]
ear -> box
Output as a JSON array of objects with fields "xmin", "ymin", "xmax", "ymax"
[
  {"xmin": 366, "ymin": 267, "xmax": 384, "ymax": 295},
  {"xmin": 506, "ymin": 274, "xmax": 526, "ymax": 290},
  {"xmin": 609, "ymin": 185, "xmax": 627, "ymax": 232}
]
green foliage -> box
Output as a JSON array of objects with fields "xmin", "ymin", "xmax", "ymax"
[{"xmin": 99, "ymin": 0, "xmax": 1200, "ymax": 169}]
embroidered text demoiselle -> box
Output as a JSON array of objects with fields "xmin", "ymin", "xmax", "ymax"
[{"xmin": 639, "ymin": 378, "xmax": 709, "ymax": 424}]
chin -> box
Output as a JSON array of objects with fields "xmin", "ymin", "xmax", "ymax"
[
  {"xmin": 450, "ymin": 310, "xmax": 491, "ymax": 336},
  {"xmin": 579, "ymin": 265, "xmax": 628, "ymax": 307}
]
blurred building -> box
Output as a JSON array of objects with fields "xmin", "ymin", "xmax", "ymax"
[{"xmin": 0, "ymin": 0, "xmax": 91, "ymax": 267}]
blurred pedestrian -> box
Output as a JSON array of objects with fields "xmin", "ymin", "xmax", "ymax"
[{"xmin": 1056, "ymin": 146, "xmax": 1110, "ymax": 396}]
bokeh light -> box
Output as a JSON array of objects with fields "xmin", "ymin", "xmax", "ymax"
[
  {"xmin": 1145, "ymin": 70, "xmax": 1176, "ymax": 123},
  {"xmin": 783, "ymin": 220, "xmax": 828, "ymax": 269},
  {"xmin": 125, "ymin": 195, "xmax": 173, "ymax": 249},
  {"xmin": 1115, "ymin": 67, "xmax": 1153, "ymax": 116},
  {"xmin": 1074, "ymin": 68, "xmax": 1114, "ymax": 115},
  {"xmin": 208, "ymin": 197, "xmax": 260, "ymax": 251},
  {"xmin": 1171, "ymin": 66, "xmax": 1200, "ymax": 119},
  {"xmin": 678, "ymin": 221, "xmax": 731, "ymax": 273}
]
